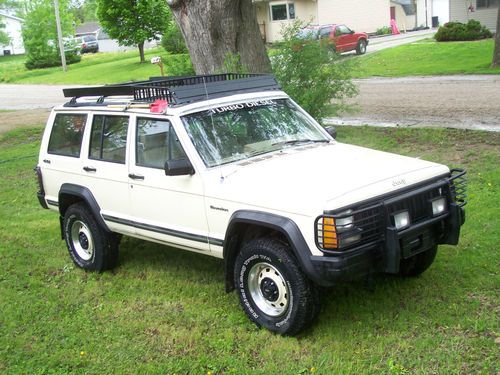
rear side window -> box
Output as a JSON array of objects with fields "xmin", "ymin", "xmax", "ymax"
[
  {"xmin": 90, "ymin": 115, "xmax": 129, "ymax": 163},
  {"xmin": 136, "ymin": 118, "xmax": 186, "ymax": 169},
  {"xmin": 48, "ymin": 113, "xmax": 87, "ymax": 157}
]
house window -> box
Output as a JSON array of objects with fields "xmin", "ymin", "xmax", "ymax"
[
  {"xmin": 270, "ymin": 3, "xmax": 295, "ymax": 21},
  {"xmin": 477, "ymin": 0, "xmax": 499, "ymax": 8}
]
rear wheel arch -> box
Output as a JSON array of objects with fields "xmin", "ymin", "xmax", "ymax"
[
  {"xmin": 223, "ymin": 210, "xmax": 316, "ymax": 292},
  {"xmin": 58, "ymin": 184, "xmax": 110, "ymax": 232}
]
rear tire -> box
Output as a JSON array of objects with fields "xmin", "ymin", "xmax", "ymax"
[
  {"xmin": 356, "ymin": 39, "xmax": 367, "ymax": 55},
  {"xmin": 399, "ymin": 245, "xmax": 437, "ymax": 277},
  {"xmin": 63, "ymin": 203, "xmax": 119, "ymax": 272},
  {"xmin": 234, "ymin": 237, "xmax": 318, "ymax": 335}
]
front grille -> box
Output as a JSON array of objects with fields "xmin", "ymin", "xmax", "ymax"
[
  {"xmin": 316, "ymin": 169, "xmax": 467, "ymax": 253},
  {"xmin": 386, "ymin": 186, "xmax": 442, "ymax": 223}
]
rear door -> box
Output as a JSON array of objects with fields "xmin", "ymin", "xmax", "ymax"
[
  {"xmin": 127, "ymin": 115, "xmax": 211, "ymax": 253},
  {"xmin": 82, "ymin": 113, "xmax": 134, "ymax": 235}
]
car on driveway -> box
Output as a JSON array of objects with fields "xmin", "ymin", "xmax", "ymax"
[
  {"xmin": 77, "ymin": 35, "xmax": 99, "ymax": 53},
  {"xmin": 298, "ymin": 24, "xmax": 369, "ymax": 54}
]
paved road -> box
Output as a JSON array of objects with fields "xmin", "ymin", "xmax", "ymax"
[
  {"xmin": 366, "ymin": 29, "xmax": 436, "ymax": 54},
  {"xmin": 1, "ymin": 74, "xmax": 499, "ymax": 133},
  {"xmin": 325, "ymin": 75, "xmax": 500, "ymax": 132},
  {"xmin": 0, "ymin": 84, "xmax": 74, "ymax": 110}
]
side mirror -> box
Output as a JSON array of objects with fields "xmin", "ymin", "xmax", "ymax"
[
  {"xmin": 325, "ymin": 126, "xmax": 337, "ymax": 139},
  {"xmin": 165, "ymin": 158, "xmax": 195, "ymax": 176},
  {"xmin": 351, "ymin": 30, "xmax": 355, "ymax": 34}
]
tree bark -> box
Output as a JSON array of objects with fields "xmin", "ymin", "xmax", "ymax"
[
  {"xmin": 138, "ymin": 41, "xmax": 145, "ymax": 63},
  {"xmin": 493, "ymin": 8, "xmax": 500, "ymax": 67},
  {"xmin": 166, "ymin": 0, "xmax": 272, "ymax": 74}
]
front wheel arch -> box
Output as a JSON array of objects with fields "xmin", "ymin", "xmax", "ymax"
[{"xmin": 223, "ymin": 210, "xmax": 317, "ymax": 292}]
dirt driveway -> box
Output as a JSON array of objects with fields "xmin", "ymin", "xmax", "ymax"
[
  {"xmin": 1, "ymin": 76, "xmax": 499, "ymax": 134},
  {"xmin": 328, "ymin": 75, "xmax": 500, "ymax": 132}
]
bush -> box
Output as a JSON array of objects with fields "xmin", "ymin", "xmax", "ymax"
[
  {"xmin": 435, "ymin": 20, "xmax": 493, "ymax": 42},
  {"xmin": 376, "ymin": 26, "xmax": 392, "ymax": 36},
  {"xmin": 161, "ymin": 22, "xmax": 188, "ymax": 54},
  {"xmin": 271, "ymin": 21, "xmax": 357, "ymax": 122},
  {"xmin": 162, "ymin": 53, "xmax": 194, "ymax": 76},
  {"xmin": 25, "ymin": 50, "xmax": 81, "ymax": 70}
]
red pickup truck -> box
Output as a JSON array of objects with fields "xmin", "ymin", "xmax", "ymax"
[{"xmin": 298, "ymin": 24, "xmax": 369, "ymax": 55}]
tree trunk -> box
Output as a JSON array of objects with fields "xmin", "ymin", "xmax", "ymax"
[
  {"xmin": 166, "ymin": 0, "xmax": 272, "ymax": 74},
  {"xmin": 493, "ymin": 8, "xmax": 500, "ymax": 67},
  {"xmin": 138, "ymin": 41, "xmax": 145, "ymax": 63}
]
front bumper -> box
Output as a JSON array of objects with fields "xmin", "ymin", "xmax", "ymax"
[{"xmin": 308, "ymin": 170, "xmax": 467, "ymax": 286}]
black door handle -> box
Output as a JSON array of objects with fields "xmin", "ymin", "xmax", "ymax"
[
  {"xmin": 83, "ymin": 166, "xmax": 96, "ymax": 172},
  {"xmin": 128, "ymin": 173, "xmax": 144, "ymax": 180}
]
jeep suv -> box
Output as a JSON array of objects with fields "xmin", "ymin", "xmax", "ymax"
[{"xmin": 36, "ymin": 74, "xmax": 467, "ymax": 335}]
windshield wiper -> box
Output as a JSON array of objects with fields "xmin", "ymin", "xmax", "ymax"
[{"xmin": 272, "ymin": 139, "xmax": 330, "ymax": 147}]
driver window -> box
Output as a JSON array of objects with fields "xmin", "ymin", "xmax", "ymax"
[
  {"xmin": 319, "ymin": 27, "xmax": 331, "ymax": 38},
  {"xmin": 136, "ymin": 118, "xmax": 186, "ymax": 169}
]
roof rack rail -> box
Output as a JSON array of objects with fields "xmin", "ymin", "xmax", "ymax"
[{"xmin": 63, "ymin": 73, "xmax": 281, "ymax": 107}]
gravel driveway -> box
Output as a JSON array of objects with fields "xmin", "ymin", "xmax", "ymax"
[{"xmin": 327, "ymin": 75, "xmax": 500, "ymax": 132}]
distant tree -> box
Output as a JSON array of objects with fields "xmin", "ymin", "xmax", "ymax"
[
  {"xmin": 493, "ymin": 9, "xmax": 500, "ymax": 67},
  {"xmin": 0, "ymin": 19, "xmax": 10, "ymax": 46},
  {"xmin": 22, "ymin": 0, "xmax": 78, "ymax": 69},
  {"xmin": 96, "ymin": 0, "xmax": 169, "ymax": 62},
  {"xmin": 82, "ymin": 0, "xmax": 97, "ymax": 21},
  {"xmin": 0, "ymin": 0, "xmax": 15, "ymax": 45}
]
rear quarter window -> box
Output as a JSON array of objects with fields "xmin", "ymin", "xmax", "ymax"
[{"xmin": 48, "ymin": 113, "xmax": 87, "ymax": 157}]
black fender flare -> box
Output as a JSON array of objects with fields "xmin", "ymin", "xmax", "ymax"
[
  {"xmin": 58, "ymin": 183, "xmax": 110, "ymax": 233},
  {"xmin": 223, "ymin": 210, "xmax": 317, "ymax": 291}
]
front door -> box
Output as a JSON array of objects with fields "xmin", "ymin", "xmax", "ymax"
[{"xmin": 127, "ymin": 115, "xmax": 210, "ymax": 253}]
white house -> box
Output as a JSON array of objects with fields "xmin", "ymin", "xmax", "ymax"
[
  {"xmin": 449, "ymin": 0, "xmax": 498, "ymax": 31},
  {"xmin": 254, "ymin": 0, "xmax": 436, "ymax": 42},
  {"xmin": 0, "ymin": 12, "xmax": 25, "ymax": 56}
]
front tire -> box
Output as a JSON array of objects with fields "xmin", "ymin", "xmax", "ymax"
[
  {"xmin": 63, "ymin": 203, "xmax": 119, "ymax": 272},
  {"xmin": 399, "ymin": 245, "xmax": 438, "ymax": 277},
  {"xmin": 234, "ymin": 237, "xmax": 318, "ymax": 335},
  {"xmin": 356, "ymin": 39, "xmax": 367, "ymax": 55}
]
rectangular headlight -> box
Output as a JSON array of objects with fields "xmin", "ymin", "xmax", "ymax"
[
  {"xmin": 431, "ymin": 197, "xmax": 447, "ymax": 216},
  {"xmin": 392, "ymin": 210, "xmax": 410, "ymax": 230}
]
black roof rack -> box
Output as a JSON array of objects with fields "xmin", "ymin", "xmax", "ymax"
[{"xmin": 63, "ymin": 73, "xmax": 282, "ymax": 107}]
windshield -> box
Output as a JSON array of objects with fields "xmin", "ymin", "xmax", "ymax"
[{"xmin": 181, "ymin": 98, "xmax": 330, "ymax": 167}]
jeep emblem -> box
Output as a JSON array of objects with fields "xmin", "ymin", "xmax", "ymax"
[{"xmin": 392, "ymin": 178, "xmax": 406, "ymax": 187}]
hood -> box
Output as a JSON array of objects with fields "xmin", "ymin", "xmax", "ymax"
[{"xmin": 204, "ymin": 142, "xmax": 449, "ymax": 216}]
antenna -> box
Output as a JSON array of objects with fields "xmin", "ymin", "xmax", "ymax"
[{"xmin": 201, "ymin": 76, "xmax": 225, "ymax": 182}]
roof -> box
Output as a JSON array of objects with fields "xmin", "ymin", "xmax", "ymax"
[
  {"xmin": 75, "ymin": 22, "xmax": 100, "ymax": 35},
  {"xmin": 0, "ymin": 11, "xmax": 24, "ymax": 22},
  {"xmin": 62, "ymin": 74, "xmax": 282, "ymax": 108}
]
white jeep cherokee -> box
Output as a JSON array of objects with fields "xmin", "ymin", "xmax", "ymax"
[{"xmin": 36, "ymin": 74, "xmax": 467, "ymax": 335}]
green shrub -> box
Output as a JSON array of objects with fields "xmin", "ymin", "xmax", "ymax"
[
  {"xmin": 376, "ymin": 26, "xmax": 392, "ymax": 35},
  {"xmin": 271, "ymin": 21, "xmax": 357, "ymax": 121},
  {"xmin": 25, "ymin": 50, "xmax": 81, "ymax": 70},
  {"xmin": 435, "ymin": 20, "xmax": 493, "ymax": 42},
  {"xmin": 162, "ymin": 53, "xmax": 194, "ymax": 76},
  {"xmin": 161, "ymin": 22, "xmax": 188, "ymax": 54}
]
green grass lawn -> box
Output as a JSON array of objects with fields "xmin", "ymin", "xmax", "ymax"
[
  {"xmin": 1, "ymin": 38, "xmax": 499, "ymax": 85},
  {"xmin": 354, "ymin": 38, "xmax": 500, "ymax": 78},
  {"xmin": 0, "ymin": 125, "xmax": 498, "ymax": 374},
  {"xmin": 0, "ymin": 48, "xmax": 193, "ymax": 84}
]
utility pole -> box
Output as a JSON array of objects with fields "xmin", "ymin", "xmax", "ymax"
[{"xmin": 54, "ymin": 0, "xmax": 67, "ymax": 72}]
